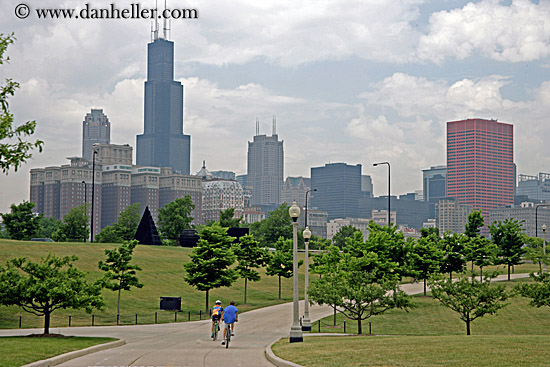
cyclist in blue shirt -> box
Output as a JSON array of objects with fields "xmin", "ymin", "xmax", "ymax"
[
  {"xmin": 221, "ymin": 300, "xmax": 238, "ymax": 345},
  {"xmin": 211, "ymin": 300, "xmax": 223, "ymax": 338}
]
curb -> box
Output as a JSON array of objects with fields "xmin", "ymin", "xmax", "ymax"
[{"xmin": 21, "ymin": 339, "xmax": 126, "ymax": 367}]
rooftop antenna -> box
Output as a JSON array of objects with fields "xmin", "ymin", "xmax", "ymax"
[
  {"xmin": 256, "ymin": 117, "xmax": 259, "ymax": 136},
  {"xmin": 153, "ymin": 0, "xmax": 159, "ymax": 40},
  {"xmin": 272, "ymin": 115, "xmax": 276, "ymax": 135},
  {"xmin": 163, "ymin": 0, "xmax": 169, "ymax": 40}
]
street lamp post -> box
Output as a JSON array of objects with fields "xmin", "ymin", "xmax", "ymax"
[
  {"xmin": 544, "ymin": 224, "xmax": 547, "ymax": 273},
  {"xmin": 288, "ymin": 201, "xmax": 303, "ymax": 343},
  {"xmin": 82, "ymin": 180, "xmax": 87, "ymax": 243},
  {"xmin": 373, "ymin": 162, "xmax": 391, "ymax": 226},
  {"xmin": 91, "ymin": 148, "xmax": 98, "ymax": 242},
  {"xmin": 302, "ymin": 226, "xmax": 312, "ymax": 331}
]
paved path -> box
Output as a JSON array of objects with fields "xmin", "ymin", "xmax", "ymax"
[{"xmin": 0, "ymin": 272, "xmax": 529, "ymax": 367}]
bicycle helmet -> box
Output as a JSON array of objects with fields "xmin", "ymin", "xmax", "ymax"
[{"xmin": 215, "ymin": 300, "xmax": 222, "ymax": 304}]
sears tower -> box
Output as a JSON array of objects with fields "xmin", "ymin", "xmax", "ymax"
[{"xmin": 136, "ymin": 24, "xmax": 190, "ymax": 174}]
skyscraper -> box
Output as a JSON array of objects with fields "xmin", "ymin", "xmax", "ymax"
[
  {"xmin": 423, "ymin": 165, "xmax": 447, "ymax": 218},
  {"xmin": 136, "ymin": 26, "xmax": 190, "ymax": 174},
  {"xmin": 82, "ymin": 109, "xmax": 110, "ymax": 161},
  {"xmin": 247, "ymin": 118, "xmax": 284, "ymax": 207},
  {"xmin": 310, "ymin": 163, "xmax": 362, "ymax": 220},
  {"xmin": 446, "ymin": 118, "xmax": 514, "ymax": 219}
]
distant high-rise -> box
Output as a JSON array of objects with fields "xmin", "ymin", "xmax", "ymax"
[
  {"xmin": 311, "ymin": 163, "xmax": 362, "ymax": 220},
  {"xmin": 247, "ymin": 118, "xmax": 284, "ymax": 207},
  {"xmin": 423, "ymin": 165, "xmax": 447, "ymax": 218},
  {"xmin": 136, "ymin": 25, "xmax": 190, "ymax": 174},
  {"xmin": 82, "ymin": 109, "xmax": 110, "ymax": 161},
  {"xmin": 446, "ymin": 118, "xmax": 514, "ymax": 219}
]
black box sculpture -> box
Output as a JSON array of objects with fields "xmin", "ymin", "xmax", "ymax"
[
  {"xmin": 160, "ymin": 296, "xmax": 181, "ymax": 311},
  {"xmin": 179, "ymin": 229, "xmax": 200, "ymax": 247}
]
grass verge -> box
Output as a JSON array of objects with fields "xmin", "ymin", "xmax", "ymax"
[{"xmin": 0, "ymin": 336, "xmax": 115, "ymax": 367}]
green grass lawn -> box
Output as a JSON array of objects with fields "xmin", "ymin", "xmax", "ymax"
[
  {"xmin": 274, "ymin": 281, "xmax": 550, "ymax": 366},
  {"xmin": 0, "ymin": 336, "xmax": 115, "ymax": 367},
  {"xmin": 0, "ymin": 239, "xmax": 307, "ymax": 329}
]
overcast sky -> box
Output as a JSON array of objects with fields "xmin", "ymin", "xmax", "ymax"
[{"xmin": 1, "ymin": 0, "xmax": 549, "ymax": 214}]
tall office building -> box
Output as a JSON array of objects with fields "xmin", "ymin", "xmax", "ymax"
[
  {"xmin": 423, "ymin": 165, "xmax": 447, "ymax": 218},
  {"xmin": 247, "ymin": 118, "xmax": 284, "ymax": 207},
  {"xmin": 446, "ymin": 118, "xmax": 514, "ymax": 218},
  {"xmin": 136, "ymin": 26, "xmax": 191, "ymax": 174},
  {"xmin": 517, "ymin": 173, "xmax": 550, "ymax": 202},
  {"xmin": 82, "ymin": 109, "xmax": 110, "ymax": 161},
  {"xmin": 311, "ymin": 163, "xmax": 362, "ymax": 220}
]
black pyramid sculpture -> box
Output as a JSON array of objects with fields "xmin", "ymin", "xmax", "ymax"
[{"xmin": 134, "ymin": 206, "xmax": 162, "ymax": 246}]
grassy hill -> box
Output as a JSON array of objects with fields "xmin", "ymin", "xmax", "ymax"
[{"xmin": 0, "ymin": 239, "xmax": 304, "ymax": 329}]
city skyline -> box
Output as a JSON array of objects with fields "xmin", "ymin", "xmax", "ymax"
[{"xmin": 1, "ymin": 0, "xmax": 550, "ymax": 214}]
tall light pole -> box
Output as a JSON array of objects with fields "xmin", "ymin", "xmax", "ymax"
[
  {"xmin": 82, "ymin": 180, "xmax": 87, "ymax": 242},
  {"xmin": 288, "ymin": 201, "xmax": 303, "ymax": 343},
  {"xmin": 302, "ymin": 226, "xmax": 312, "ymax": 331},
  {"xmin": 305, "ymin": 188, "xmax": 317, "ymax": 229},
  {"xmin": 90, "ymin": 147, "xmax": 98, "ymax": 242},
  {"xmin": 373, "ymin": 162, "xmax": 391, "ymax": 226},
  {"xmin": 543, "ymin": 224, "xmax": 547, "ymax": 273}
]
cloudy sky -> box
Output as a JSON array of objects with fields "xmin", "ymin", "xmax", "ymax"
[{"xmin": 1, "ymin": 0, "xmax": 549, "ymax": 213}]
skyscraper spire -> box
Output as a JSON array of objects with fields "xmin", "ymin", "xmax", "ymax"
[
  {"xmin": 256, "ymin": 117, "xmax": 259, "ymax": 136},
  {"xmin": 152, "ymin": 0, "xmax": 159, "ymax": 40},
  {"xmin": 272, "ymin": 115, "xmax": 276, "ymax": 135},
  {"xmin": 163, "ymin": 0, "xmax": 169, "ymax": 40}
]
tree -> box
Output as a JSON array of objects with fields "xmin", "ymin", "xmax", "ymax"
[
  {"xmin": 490, "ymin": 218, "xmax": 526, "ymax": 281},
  {"xmin": 184, "ymin": 224, "xmax": 237, "ymax": 311},
  {"xmin": 36, "ymin": 216, "xmax": 62, "ymax": 239},
  {"xmin": 52, "ymin": 204, "xmax": 89, "ymax": 242},
  {"xmin": 96, "ymin": 203, "xmax": 141, "ymax": 243},
  {"xmin": 408, "ymin": 234, "xmax": 443, "ymax": 295},
  {"xmin": 524, "ymin": 236, "xmax": 548, "ymax": 273},
  {"xmin": 465, "ymin": 236, "xmax": 497, "ymax": 281},
  {"xmin": 266, "ymin": 237, "xmax": 301, "ymax": 299},
  {"xmin": 219, "ymin": 207, "xmax": 242, "ymax": 228},
  {"xmin": 429, "ymin": 275, "xmax": 509, "ymax": 335},
  {"xmin": 98, "ymin": 240, "xmax": 143, "ymax": 324},
  {"xmin": 233, "ymin": 234, "xmax": 269, "ymax": 304},
  {"xmin": 158, "ymin": 196, "xmax": 195, "ymax": 242},
  {"xmin": 250, "ymin": 204, "xmax": 293, "ymax": 247},
  {"xmin": 420, "ymin": 227, "xmax": 440, "ymax": 238},
  {"xmin": 464, "ymin": 210, "xmax": 485, "ymax": 239},
  {"xmin": 0, "ymin": 33, "xmax": 43, "ymax": 173},
  {"xmin": 438, "ymin": 232, "xmax": 467, "ymax": 280},
  {"xmin": 1, "ymin": 201, "xmax": 41, "ymax": 240},
  {"xmin": 516, "ymin": 272, "xmax": 550, "ymax": 308},
  {"xmin": 309, "ymin": 233, "xmax": 411, "ymax": 334},
  {"xmin": 0, "ymin": 254, "xmax": 103, "ymax": 334},
  {"xmin": 332, "ymin": 225, "xmax": 359, "ymax": 248}
]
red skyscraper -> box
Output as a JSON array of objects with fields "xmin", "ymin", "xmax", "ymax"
[{"xmin": 446, "ymin": 118, "xmax": 514, "ymax": 223}]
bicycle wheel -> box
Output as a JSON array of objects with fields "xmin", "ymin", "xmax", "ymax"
[
  {"xmin": 225, "ymin": 325, "xmax": 231, "ymax": 348},
  {"xmin": 213, "ymin": 322, "xmax": 218, "ymax": 341}
]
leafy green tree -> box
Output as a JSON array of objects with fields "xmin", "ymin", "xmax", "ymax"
[
  {"xmin": 429, "ymin": 275, "xmax": 509, "ymax": 335},
  {"xmin": 420, "ymin": 227, "xmax": 440, "ymax": 238},
  {"xmin": 332, "ymin": 225, "xmax": 358, "ymax": 248},
  {"xmin": 0, "ymin": 33, "xmax": 43, "ymax": 173},
  {"xmin": 0, "ymin": 254, "xmax": 104, "ymax": 334},
  {"xmin": 309, "ymin": 233, "xmax": 411, "ymax": 334},
  {"xmin": 96, "ymin": 203, "xmax": 141, "ymax": 243},
  {"xmin": 98, "ymin": 240, "xmax": 143, "ymax": 324},
  {"xmin": 409, "ymin": 234, "xmax": 443, "ymax": 295},
  {"xmin": 464, "ymin": 210, "xmax": 485, "ymax": 238},
  {"xmin": 36, "ymin": 216, "xmax": 62, "ymax": 239},
  {"xmin": 465, "ymin": 236, "xmax": 497, "ymax": 281},
  {"xmin": 184, "ymin": 224, "xmax": 237, "ymax": 311},
  {"xmin": 516, "ymin": 272, "xmax": 550, "ymax": 308},
  {"xmin": 158, "ymin": 196, "xmax": 195, "ymax": 242},
  {"xmin": 524, "ymin": 236, "xmax": 548, "ymax": 273},
  {"xmin": 363, "ymin": 222, "xmax": 411, "ymax": 279},
  {"xmin": 219, "ymin": 207, "xmax": 242, "ymax": 228},
  {"xmin": 52, "ymin": 204, "xmax": 89, "ymax": 242},
  {"xmin": 233, "ymin": 234, "xmax": 269, "ymax": 304},
  {"xmin": 266, "ymin": 237, "xmax": 301, "ymax": 299},
  {"xmin": 438, "ymin": 232, "xmax": 467, "ymax": 280},
  {"xmin": 1, "ymin": 201, "xmax": 41, "ymax": 240},
  {"xmin": 250, "ymin": 204, "xmax": 293, "ymax": 247},
  {"xmin": 490, "ymin": 218, "xmax": 526, "ymax": 281}
]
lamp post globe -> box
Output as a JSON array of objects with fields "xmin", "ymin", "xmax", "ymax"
[
  {"xmin": 289, "ymin": 201, "xmax": 303, "ymax": 343},
  {"xmin": 302, "ymin": 226, "xmax": 312, "ymax": 331}
]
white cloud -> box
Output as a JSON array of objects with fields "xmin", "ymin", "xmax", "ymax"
[{"xmin": 418, "ymin": 0, "xmax": 550, "ymax": 63}]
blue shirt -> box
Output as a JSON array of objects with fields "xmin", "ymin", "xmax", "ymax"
[{"xmin": 223, "ymin": 305, "xmax": 238, "ymax": 323}]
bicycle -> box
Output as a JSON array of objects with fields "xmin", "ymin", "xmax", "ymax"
[
  {"xmin": 224, "ymin": 322, "xmax": 232, "ymax": 348},
  {"xmin": 212, "ymin": 319, "xmax": 220, "ymax": 341}
]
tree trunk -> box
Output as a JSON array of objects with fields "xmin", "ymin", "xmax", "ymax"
[
  {"xmin": 205, "ymin": 289, "xmax": 209, "ymax": 312},
  {"xmin": 244, "ymin": 278, "xmax": 248, "ymax": 304},
  {"xmin": 466, "ymin": 319, "xmax": 471, "ymax": 335},
  {"xmin": 449, "ymin": 272, "xmax": 452, "ymax": 281},
  {"xmin": 508, "ymin": 265, "xmax": 511, "ymax": 281},
  {"xmin": 357, "ymin": 319, "xmax": 362, "ymax": 335},
  {"xmin": 44, "ymin": 310, "xmax": 51, "ymax": 335},
  {"xmin": 117, "ymin": 288, "xmax": 121, "ymax": 325},
  {"xmin": 423, "ymin": 278, "xmax": 427, "ymax": 296},
  {"xmin": 278, "ymin": 276, "xmax": 281, "ymax": 300},
  {"xmin": 480, "ymin": 267, "xmax": 483, "ymax": 282}
]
